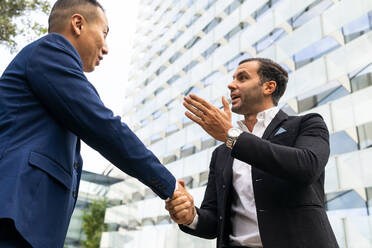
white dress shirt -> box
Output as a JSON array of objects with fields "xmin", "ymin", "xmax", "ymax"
[{"xmin": 187, "ymin": 107, "xmax": 279, "ymax": 248}]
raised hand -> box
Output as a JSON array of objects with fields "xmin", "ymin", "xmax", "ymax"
[
  {"xmin": 166, "ymin": 180, "xmax": 196, "ymax": 225},
  {"xmin": 183, "ymin": 94, "xmax": 232, "ymax": 142}
]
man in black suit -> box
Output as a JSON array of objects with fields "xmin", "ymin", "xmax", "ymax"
[{"xmin": 166, "ymin": 58, "xmax": 339, "ymax": 248}]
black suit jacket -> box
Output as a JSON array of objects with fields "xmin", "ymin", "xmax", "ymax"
[{"xmin": 180, "ymin": 110, "xmax": 339, "ymax": 248}]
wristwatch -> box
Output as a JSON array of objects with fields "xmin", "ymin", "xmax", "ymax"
[{"xmin": 226, "ymin": 127, "xmax": 243, "ymax": 149}]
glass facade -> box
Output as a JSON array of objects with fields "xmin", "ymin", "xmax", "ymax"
[
  {"xmin": 101, "ymin": 0, "xmax": 372, "ymax": 247},
  {"xmin": 64, "ymin": 171, "xmax": 123, "ymax": 248}
]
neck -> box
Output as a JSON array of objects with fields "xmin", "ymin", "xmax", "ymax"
[{"xmin": 243, "ymin": 101, "xmax": 275, "ymax": 132}]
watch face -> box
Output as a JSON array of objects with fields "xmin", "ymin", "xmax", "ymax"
[{"xmin": 228, "ymin": 128, "xmax": 241, "ymax": 137}]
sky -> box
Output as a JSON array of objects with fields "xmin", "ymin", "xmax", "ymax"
[{"xmin": 0, "ymin": 0, "xmax": 141, "ymax": 173}]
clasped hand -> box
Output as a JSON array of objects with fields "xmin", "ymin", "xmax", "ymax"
[{"xmin": 165, "ymin": 180, "xmax": 196, "ymax": 225}]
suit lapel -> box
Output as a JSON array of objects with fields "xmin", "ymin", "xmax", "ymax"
[
  {"xmin": 222, "ymin": 146, "xmax": 234, "ymax": 187},
  {"xmin": 262, "ymin": 110, "xmax": 288, "ymax": 140}
]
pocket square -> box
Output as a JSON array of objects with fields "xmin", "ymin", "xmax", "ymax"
[{"xmin": 274, "ymin": 127, "xmax": 287, "ymax": 136}]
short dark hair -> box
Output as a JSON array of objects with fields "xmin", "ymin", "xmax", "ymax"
[
  {"xmin": 48, "ymin": 0, "xmax": 104, "ymax": 33},
  {"xmin": 239, "ymin": 58, "xmax": 288, "ymax": 106}
]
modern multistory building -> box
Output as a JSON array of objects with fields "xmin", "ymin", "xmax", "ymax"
[{"xmin": 101, "ymin": 0, "xmax": 372, "ymax": 247}]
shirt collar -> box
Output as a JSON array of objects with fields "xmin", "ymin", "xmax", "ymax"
[{"xmin": 237, "ymin": 106, "xmax": 280, "ymax": 131}]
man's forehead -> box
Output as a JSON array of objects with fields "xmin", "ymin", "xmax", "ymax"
[
  {"xmin": 234, "ymin": 61, "xmax": 259, "ymax": 75},
  {"xmin": 96, "ymin": 7, "xmax": 109, "ymax": 27}
]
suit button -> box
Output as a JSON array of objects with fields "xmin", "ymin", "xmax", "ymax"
[
  {"xmin": 73, "ymin": 190, "xmax": 77, "ymax": 199},
  {"xmin": 74, "ymin": 162, "xmax": 78, "ymax": 170},
  {"xmin": 222, "ymin": 184, "xmax": 226, "ymax": 189},
  {"xmin": 219, "ymin": 216, "xmax": 223, "ymax": 220}
]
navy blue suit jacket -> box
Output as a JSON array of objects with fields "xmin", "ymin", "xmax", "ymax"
[{"xmin": 0, "ymin": 33, "xmax": 175, "ymax": 247}]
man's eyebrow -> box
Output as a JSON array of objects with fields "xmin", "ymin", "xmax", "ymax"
[{"xmin": 233, "ymin": 71, "xmax": 249, "ymax": 79}]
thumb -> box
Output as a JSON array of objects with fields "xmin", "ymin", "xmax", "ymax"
[
  {"xmin": 178, "ymin": 179, "xmax": 185, "ymax": 188},
  {"xmin": 222, "ymin": 96, "xmax": 231, "ymax": 118}
]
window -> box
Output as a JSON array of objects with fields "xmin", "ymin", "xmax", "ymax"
[
  {"xmin": 205, "ymin": 0, "xmax": 217, "ymax": 10},
  {"xmin": 225, "ymin": 53, "xmax": 251, "ymax": 72},
  {"xmin": 329, "ymin": 130, "xmax": 358, "ymax": 156},
  {"xmin": 224, "ymin": 0, "xmax": 244, "ymax": 15},
  {"xmin": 165, "ymin": 98, "xmax": 178, "ymax": 110},
  {"xmin": 157, "ymin": 44, "xmax": 168, "ymax": 56},
  {"xmin": 184, "ymin": 86, "xmax": 200, "ymax": 96},
  {"xmin": 151, "ymin": 110, "xmax": 162, "ymax": 120},
  {"xmin": 154, "ymin": 87, "xmax": 165, "ymax": 96},
  {"xmin": 171, "ymin": 30, "xmax": 183, "ymax": 43},
  {"xmin": 187, "ymin": 0, "xmax": 195, "ymax": 7},
  {"xmin": 140, "ymin": 118, "xmax": 149, "ymax": 128},
  {"xmin": 155, "ymin": 65, "xmax": 167, "ymax": 76},
  {"xmin": 202, "ymin": 43, "xmax": 220, "ymax": 59},
  {"xmin": 224, "ymin": 22, "xmax": 248, "ymax": 41},
  {"xmin": 297, "ymin": 83, "xmax": 349, "ymax": 113},
  {"xmin": 290, "ymin": 0, "xmax": 333, "ymax": 29},
  {"xmin": 202, "ymin": 17, "xmax": 222, "ymax": 34},
  {"xmin": 253, "ymin": 28, "xmax": 286, "ymax": 53},
  {"xmin": 253, "ymin": 0, "xmax": 281, "ymax": 21},
  {"xmin": 172, "ymin": 11, "xmax": 184, "ymax": 24},
  {"xmin": 342, "ymin": 12, "xmax": 372, "ymax": 43},
  {"xmin": 166, "ymin": 124, "xmax": 179, "ymax": 137},
  {"xmin": 169, "ymin": 52, "xmax": 182, "ymax": 64},
  {"xmin": 184, "ymin": 36, "xmax": 201, "ymax": 49},
  {"xmin": 183, "ymin": 60, "xmax": 199, "ymax": 73},
  {"xmin": 180, "ymin": 144, "xmax": 195, "ymax": 158},
  {"xmin": 150, "ymin": 133, "xmax": 162, "ymax": 144},
  {"xmin": 186, "ymin": 13, "xmax": 201, "ymax": 28},
  {"xmin": 167, "ymin": 74, "xmax": 180, "ymax": 85},
  {"xmin": 350, "ymin": 63, "xmax": 372, "ymax": 92},
  {"xmin": 293, "ymin": 36, "xmax": 340, "ymax": 69},
  {"xmin": 202, "ymin": 71, "xmax": 222, "ymax": 87},
  {"xmin": 357, "ymin": 122, "xmax": 372, "ymax": 150},
  {"xmin": 326, "ymin": 190, "xmax": 367, "ymax": 214}
]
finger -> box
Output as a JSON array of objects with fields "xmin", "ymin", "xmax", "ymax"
[
  {"xmin": 183, "ymin": 102, "xmax": 204, "ymax": 119},
  {"xmin": 171, "ymin": 201, "xmax": 192, "ymax": 214},
  {"xmin": 171, "ymin": 190, "xmax": 182, "ymax": 200},
  {"xmin": 178, "ymin": 179, "xmax": 185, "ymax": 188},
  {"xmin": 222, "ymin": 96, "xmax": 231, "ymax": 119},
  {"xmin": 173, "ymin": 209, "xmax": 189, "ymax": 220},
  {"xmin": 185, "ymin": 111, "xmax": 204, "ymax": 127},
  {"xmin": 189, "ymin": 94, "xmax": 213, "ymax": 110},
  {"xmin": 166, "ymin": 195, "xmax": 189, "ymax": 209},
  {"xmin": 184, "ymin": 96, "xmax": 209, "ymax": 114}
]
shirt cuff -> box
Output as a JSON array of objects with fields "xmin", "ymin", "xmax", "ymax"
[{"xmin": 184, "ymin": 212, "xmax": 199, "ymax": 230}]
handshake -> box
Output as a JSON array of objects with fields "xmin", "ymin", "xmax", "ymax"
[{"xmin": 165, "ymin": 180, "xmax": 197, "ymax": 225}]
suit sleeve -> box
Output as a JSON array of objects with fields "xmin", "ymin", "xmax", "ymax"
[
  {"xmin": 179, "ymin": 149, "xmax": 218, "ymax": 239},
  {"xmin": 232, "ymin": 114, "xmax": 330, "ymax": 185},
  {"xmin": 26, "ymin": 36, "xmax": 175, "ymax": 200}
]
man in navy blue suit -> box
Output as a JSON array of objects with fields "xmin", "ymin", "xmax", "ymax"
[{"xmin": 0, "ymin": 0, "xmax": 177, "ymax": 247}]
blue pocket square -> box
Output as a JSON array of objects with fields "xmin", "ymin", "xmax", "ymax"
[{"xmin": 274, "ymin": 127, "xmax": 287, "ymax": 136}]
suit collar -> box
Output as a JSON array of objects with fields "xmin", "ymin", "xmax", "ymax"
[
  {"xmin": 222, "ymin": 110, "xmax": 288, "ymax": 185},
  {"xmin": 262, "ymin": 109, "xmax": 288, "ymax": 140}
]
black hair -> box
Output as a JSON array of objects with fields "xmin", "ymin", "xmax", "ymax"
[{"xmin": 48, "ymin": 0, "xmax": 104, "ymax": 33}]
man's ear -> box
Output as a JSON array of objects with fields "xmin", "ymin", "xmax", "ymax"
[
  {"xmin": 264, "ymin": 81, "xmax": 277, "ymax": 96},
  {"xmin": 71, "ymin": 14, "xmax": 84, "ymax": 36}
]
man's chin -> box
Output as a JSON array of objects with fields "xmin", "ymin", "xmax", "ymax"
[
  {"xmin": 231, "ymin": 105, "xmax": 242, "ymax": 114},
  {"xmin": 83, "ymin": 66, "xmax": 95, "ymax": 73}
]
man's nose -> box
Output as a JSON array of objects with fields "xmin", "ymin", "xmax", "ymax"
[
  {"xmin": 102, "ymin": 41, "xmax": 109, "ymax": 55},
  {"xmin": 228, "ymin": 80, "xmax": 236, "ymax": 90}
]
